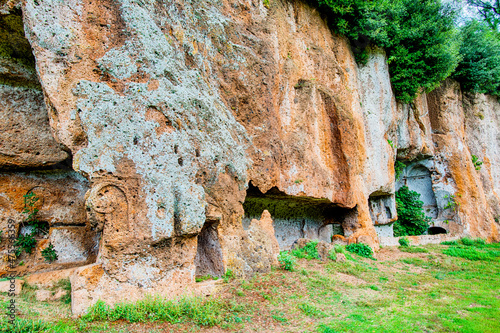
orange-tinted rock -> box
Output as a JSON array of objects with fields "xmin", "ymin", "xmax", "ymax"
[
  {"xmin": 0, "ymin": 170, "xmax": 89, "ymax": 230},
  {"xmin": 427, "ymin": 80, "xmax": 499, "ymax": 241},
  {"xmin": 5, "ymin": 0, "xmax": 496, "ymax": 316}
]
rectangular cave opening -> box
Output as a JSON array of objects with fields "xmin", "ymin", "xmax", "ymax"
[
  {"xmin": 19, "ymin": 221, "xmax": 50, "ymax": 239},
  {"xmin": 194, "ymin": 220, "xmax": 225, "ymax": 280},
  {"xmin": 243, "ymin": 183, "xmax": 356, "ymax": 250}
]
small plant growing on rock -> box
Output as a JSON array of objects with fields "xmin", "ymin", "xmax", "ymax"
[
  {"xmin": 399, "ymin": 237, "xmax": 410, "ymax": 247},
  {"xmin": 41, "ymin": 243, "xmax": 58, "ymax": 263},
  {"xmin": 471, "ymin": 154, "xmax": 483, "ymax": 170},
  {"xmin": 14, "ymin": 234, "xmax": 36, "ymax": 256},
  {"xmin": 345, "ymin": 243, "xmax": 373, "ymax": 258},
  {"xmin": 22, "ymin": 192, "xmax": 39, "ymax": 222},
  {"xmin": 394, "ymin": 160, "xmax": 406, "ymax": 180},
  {"xmin": 15, "ymin": 192, "xmax": 45, "ymax": 257},
  {"xmin": 223, "ymin": 269, "xmax": 234, "ymax": 283},
  {"xmin": 444, "ymin": 194, "xmax": 460, "ymax": 211},
  {"xmin": 328, "ymin": 248, "xmax": 337, "ymax": 261},
  {"xmin": 278, "ymin": 251, "xmax": 296, "ymax": 271}
]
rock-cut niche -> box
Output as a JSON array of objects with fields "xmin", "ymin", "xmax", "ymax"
[
  {"xmin": 397, "ymin": 163, "xmax": 444, "ymax": 235},
  {"xmin": 242, "ymin": 183, "xmax": 357, "ymax": 249},
  {"xmin": 193, "ymin": 220, "xmax": 224, "ymax": 279},
  {"xmin": 401, "ymin": 165, "xmax": 438, "ymax": 219}
]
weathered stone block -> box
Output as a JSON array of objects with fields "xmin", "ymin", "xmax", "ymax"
[
  {"xmin": 0, "ymin": 170, "xmax": 89, "ymax": 231},
  {"xmin": 0, "ymin": 85, "xmax": 69, "ymax": 168},
  {"xmin": 49, "ymin": 227, "xmax": 96, "ymax": 264}
]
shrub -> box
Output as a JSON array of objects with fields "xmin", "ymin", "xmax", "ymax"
[
  {"xmin": 461, "ymin": 237, "xmax": 486, "ymax": 246},
  {"xmin": 453, "ymin": 20, "xmax": 500, "ymax": 96},
  {"xmin": 345, "ymin": 243, "xmax": 373, "ymax": 258},
  {"xmin": 15, "ymin": 192, "xmax": 48, "ymax": 257},
  {"xmin": 393, "ymin": 186, "xmax": 431, "ymax": 236},
  {"xmin": 278, "ymin": 251, "xmax": 296, "ymax": 271},
  {"xmin": 41, "ymin": 243, "xmax": 58, "ymax": 263},
  {"xmin": 14, "ymin": 234, "xmax": 36, "ymax": 256},
  {"xmin": 328, "ymin": 249, "xmax": 337, "ymax": 261},
  {"xmin": 443, "ymin": 194, "xmax": 460, "ymax": 211},
  {"xmin": 291, "ymin": 240, "xmax": 319, "ymax": 260},
  {"xmin": 311, "ymin": 0, "xmax": 460, "ymax": 103},
  {"xmin": 334, "ymin": 244, "xmax": 347, "ymax": 254},
  {"xmin": 223, "ymin": 269, "xmax": 234, "ymax": 283},
  {"xmin": 398, "ymin": 237, "xmax": 410, "ymax": 247}
]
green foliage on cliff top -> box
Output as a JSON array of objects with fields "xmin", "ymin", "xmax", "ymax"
[
  {"xmin": 307, "ymin": 0, "xmax": 500, "ymax": 102},
  {"xmin": 453, "ymin": 20, "xmax": 500, "ymax": 96},
  {"xmin": 310, "ymin": 0, "xmax": 460, "ymax": 103}
]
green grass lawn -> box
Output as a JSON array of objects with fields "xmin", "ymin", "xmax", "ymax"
[{"xmin": 1, "ymin": 239, "xmax": 499, "ymax": 332}]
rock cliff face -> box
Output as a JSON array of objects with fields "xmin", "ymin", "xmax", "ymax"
[{"xmin": 0, "ymin": 0, "xmax": 498, "ymax": 314}]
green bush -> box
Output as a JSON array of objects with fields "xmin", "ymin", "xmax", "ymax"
[
  {"xmin": 223, "ymin": 269, "xmax": 235, "ymax": 283},
  {"xmin": 291, "ymin": 240, "xmax": 320, "ymax": 260},
  {"xmin": 345, "ymin": 243, "xmax": 373, "ymax": 258},
  {"xmin": 14, "ymin": 234, "xmax": 36, "ymax": 256},
  {"xmin": 328, "ymin": 249, "xmax": 337, "ymax": 261},
  {"xmin": 311, "ymin": 0, "xmax": 460, "ymax": 103},
  {"xmin": 278, "ymin": 251, "xmax": 296, "ymax": 271},
  {"xmin": 461, "ymin": 237, "xmax": 486, "ymax": 246},
  {"xmin": 441, "ymin": 240, "xmax": 459, "ymax": 246},
  {"xmin": 398, "ymin": 237, "xmax": 410, "ymax": 247},
  {"xmin": 333, "ymin": 244, "xmax": 347, "ymax": 254},
  {"xmin": 393, "ymin": 186, "xmax": 431, "ymax": 236},
  {"xmin": 453, "ymin": 20, "xmax": 500, "ymax": 96},
  {"xmin": 41, "ymin": 243, "xmax": 58, "ymax": 263}
]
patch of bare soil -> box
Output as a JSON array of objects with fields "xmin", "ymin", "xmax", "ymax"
[
  {"xmin": 375, "ymin": 246, "xmax": 434, "ymax": 261},
  {"xmin": 335, "ymin": 272, "xmax": 366, "ymax": 285}
]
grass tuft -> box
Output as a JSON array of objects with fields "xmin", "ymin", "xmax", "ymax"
[
  {"xmin": 398, "ymin": 246, "xmax": 429, "ymax": 253},
  {"xmin": 82, "ymin": 296, "xmax": 232, "ymax": 326}
]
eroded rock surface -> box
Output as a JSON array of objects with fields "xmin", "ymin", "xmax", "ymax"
[{"xmin": 0, "ymin": 0, "xmax": 496, "ymax": 315}]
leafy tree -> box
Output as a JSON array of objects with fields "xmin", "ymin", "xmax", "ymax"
[
  {"xmin": 393, "ymin": 186, "xmax": 431, "ymax": 236},
  {"xmin": 452, "ymin": 20, "xmax": 500, "ymax": 96},
  {"xmin": 311, "ymin": 0, "xmax": 460, "ymax": 103},
  {"xmin": 380, "ymin": 0, "xmax": 460, "ymax": 102},
  {"xmin": 466, "ymin": 0, "xmax": 500, "ymax": 31}
]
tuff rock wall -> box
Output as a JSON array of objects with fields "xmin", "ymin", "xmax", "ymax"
[{"xmin": 0, "ymin": 0, "xmax": 498, "ymax": 314}]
